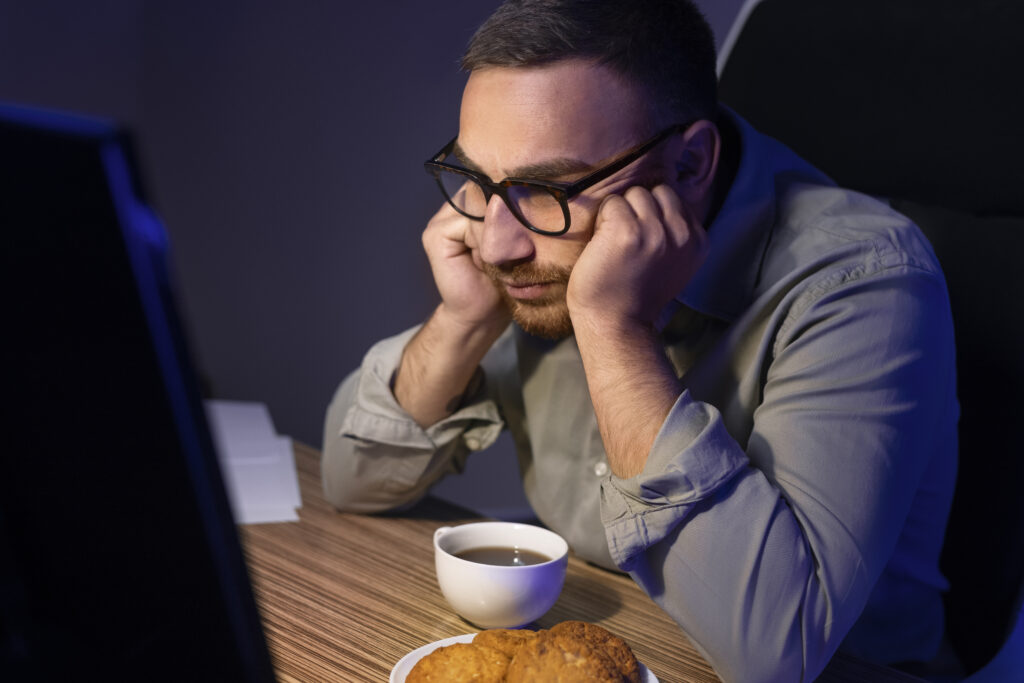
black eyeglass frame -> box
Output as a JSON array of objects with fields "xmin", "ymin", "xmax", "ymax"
[{"xmin": 423, "ymin": 122, "xmax": 693, "ymax": 236}]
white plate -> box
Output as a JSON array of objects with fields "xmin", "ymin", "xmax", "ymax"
[{"xmin": 390, "ymin": 633, "xmax": 658, "ymax": 682}]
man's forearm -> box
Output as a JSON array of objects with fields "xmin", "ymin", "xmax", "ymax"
[
  {"xmin": 394, "ymin": 304, "xmax": 508, "ymax": 427},
  {"xmin": 573, "ymin": 316, "xmax": 681, "ymax": 478}
]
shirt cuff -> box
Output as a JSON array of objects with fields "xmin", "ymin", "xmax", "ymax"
[
  {"xmin": 338, "ymin": 328, "xmax": 504, "ymax": 454},
  {"xmin": 600, "ymin": 390, "xmax": 748, "ymax": 570}
]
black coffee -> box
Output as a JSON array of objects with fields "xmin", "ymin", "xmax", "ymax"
[{"xmin": 455, "ymin": 546, "xmax": 552, "ymax": 566}]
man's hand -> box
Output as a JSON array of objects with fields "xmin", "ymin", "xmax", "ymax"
[
  {"xmin": 422, "ymin": 195, "xmax": 511, "ymax": 334},
  {"xmin": 394, "ymin": 198, "xmax": 511, "ymax": 428},
  {"xmin": 566, "ymin": 184, "xmax": 707, "ymax": 332},
  {"xmin": 566, "ymin": 184, "xmax": 708, "ymax": 478}
]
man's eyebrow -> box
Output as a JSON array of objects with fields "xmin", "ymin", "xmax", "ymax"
[
  {"xmin": 451, "ymin": 141, "xmax": 486, "ymax": 174},
  {"xmin": 452, "ymin": 140, "xmax": 593, "ymax": 182}
]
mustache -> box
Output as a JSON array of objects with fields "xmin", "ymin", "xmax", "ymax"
[{"xmin": 480, "ymin": 261, "xmax": 572, "ymax": 286}]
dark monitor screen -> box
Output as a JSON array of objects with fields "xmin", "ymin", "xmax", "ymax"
[{"xmin": 0, "ymin": 104, "xmax": 275, "ymax": 682}]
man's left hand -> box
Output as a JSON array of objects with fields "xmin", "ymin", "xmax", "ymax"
[{"xmin": 566, "ymin": 184, "xmax": 708, "ymax": 332}]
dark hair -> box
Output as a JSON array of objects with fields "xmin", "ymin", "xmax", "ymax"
[{"xmin": 461, "ymin": 0, "xmax": 718, "ymax": 126}]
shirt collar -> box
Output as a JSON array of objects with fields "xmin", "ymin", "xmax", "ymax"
[{"xmin": 672, "ymin": 107, "xmax": 832, "ymax": 323}]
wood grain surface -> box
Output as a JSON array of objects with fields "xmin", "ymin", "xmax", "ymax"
[{"xmin": 239, "ymin": 442, "xmax": 921, "ymax": 682}]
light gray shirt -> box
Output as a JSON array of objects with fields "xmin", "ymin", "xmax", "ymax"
[{"xmin": 322, "ymin": 111, "xmax": 958, "ymax": 683}]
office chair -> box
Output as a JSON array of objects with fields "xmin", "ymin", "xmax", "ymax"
[{"xmin": 717, "ymin": 0, "xmax": 1024, "ymax": 678}]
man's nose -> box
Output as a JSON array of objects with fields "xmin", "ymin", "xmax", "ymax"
[{"xmin": 475, "ymin": 195, "xmax": 535, "ymax": 266}]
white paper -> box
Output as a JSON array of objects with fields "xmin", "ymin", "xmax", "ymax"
[
  {"xmin": 204, "ymin": 400, "xmax": 278, "ymax": 461},
  {"xmin": 204, "ymin": 400, "xmax": 302, "ymax": 524}
]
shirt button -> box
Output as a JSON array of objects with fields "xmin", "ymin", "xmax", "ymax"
[
  {"xmin": 593, "ymin": 461, "xmax": 609, "ymax": 477},
  {"xmin": 465, "ymin": 437, "xmax": 481, "ymax": 450}
]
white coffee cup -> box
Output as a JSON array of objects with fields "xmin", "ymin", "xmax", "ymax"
[{"xmin": 433, "ymin": 522, "xmax": 569, "ymax": 629}]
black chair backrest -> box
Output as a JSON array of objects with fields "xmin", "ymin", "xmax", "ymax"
[{"xmin": 719, "ymin": 0, "xmax": 1024, "ymax": 673}]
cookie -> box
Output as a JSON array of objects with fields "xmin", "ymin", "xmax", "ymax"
[
  {"xmin": 505, "ymin": 628, "xmax": 624, "ymax": 682},
  {"xmin": 549, "ymin": 620, "xmax": 641, "ymax": 682},
  {"xmin": 473, "ymin": 628, "xmax": 539, "ymax": 659},
  {"xmin": 407, "ymin": 642, "xmax": 510, "ymax": 683}
]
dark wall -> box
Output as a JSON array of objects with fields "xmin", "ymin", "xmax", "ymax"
[
  {"xmin": 137, "ymin": 2, "xmax": 496, "ymax": 445},
  {"xmin": 0, "ymin": 1, "xmax": 143, "ymax": 125}
]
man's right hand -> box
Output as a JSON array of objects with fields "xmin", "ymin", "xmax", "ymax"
[
  {"xmin": 421, "ymin": 196, "xmax": 511, "ymax": 333},
  {"xmin": 393, "ymin": 198, "xmax": 510, "ymax": 428}
]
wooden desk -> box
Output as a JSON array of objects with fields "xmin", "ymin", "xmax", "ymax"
[{"xmin": 239, "ymin": 443, "xmax": 921, "ymax": 682}]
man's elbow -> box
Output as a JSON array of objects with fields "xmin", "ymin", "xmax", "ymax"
[
  {"xmin": 321, "ymin": 439, "xmax": 425, "ymax": 514},
  {"xmin": 321, "ymin": 442, "xmax": 363, "ymax": 511}
]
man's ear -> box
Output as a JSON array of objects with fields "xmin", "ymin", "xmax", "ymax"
[{"xmin": 670, "ymin": 120, "xmax": 720, "ymax": 206}]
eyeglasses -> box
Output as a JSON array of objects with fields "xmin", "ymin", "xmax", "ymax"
[{"xmin": 423, "ymin": 122, "xmax": 692, "ymax": 236}]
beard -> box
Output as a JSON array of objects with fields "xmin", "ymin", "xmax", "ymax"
[{"xmin": 481, "ymin": 261, "xmax": 575, "ymax": 340}]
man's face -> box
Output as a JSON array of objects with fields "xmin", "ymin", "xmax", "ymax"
[{"xmin": 456, "ymin": 59, "xmax": 664, "ymax": 339}]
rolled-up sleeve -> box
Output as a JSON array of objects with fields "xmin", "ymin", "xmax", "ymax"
[
  {"xmin": 601, "ymin": 394, "xmax": 749, "ymax": 568},
  {"xmin": 322, "ymin": 326, "xmax": 505, "ymax": 513},
  {"xmin": 600, "ymin": 258, "xmax": 957, "ymax": 683}
]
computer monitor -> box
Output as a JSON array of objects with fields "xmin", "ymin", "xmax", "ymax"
[{"xmin": 0, "ymin": 104, "xmax": 276, "ymax": 682}]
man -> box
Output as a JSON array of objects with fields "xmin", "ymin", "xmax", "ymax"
[{"xmin": 322, "ymin": 1, "xmax": 959, "ymax": 681}]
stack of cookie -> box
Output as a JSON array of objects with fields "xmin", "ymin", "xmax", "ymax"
[{"xmin": 407, "ymin": 620, "xmax": 641, "ymax": 682}]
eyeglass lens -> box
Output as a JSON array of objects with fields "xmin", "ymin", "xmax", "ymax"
[
  {"xmin": 436, "ymin": 168, "xmax": 567, "ymax": 234},
  {"xmin": 437, "ymin": 170, "xmax": 487, "ymax": 217}
]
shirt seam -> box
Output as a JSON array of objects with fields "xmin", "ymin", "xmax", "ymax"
[{"xmin": 774, "ymin": 251, "xmax": 941, "ymax": 360}]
